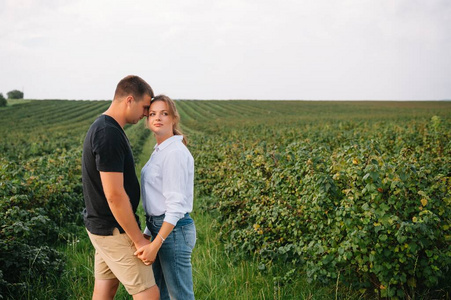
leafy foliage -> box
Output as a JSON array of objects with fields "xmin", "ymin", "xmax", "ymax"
[
  {"xmin": 0, "ymin": 93, "xmax": 6, "ymax": 107},
  {"xmin": 0, "ymin": 100, "xmax": 106, "ymax": 295},
  {"xmin": 189, "ymin": 102, "xmax": 451, "ymax": 299},
  {"xmin": 0, "ymin": 99, "xmax": 154, "ymax": 296},
  {"xmin": 6, "ymin": 90, "xmax": 24, "ymax": 99},
  {"xmin": 0, "ymin": 99, "xmax": 450, "ymax": 299}
]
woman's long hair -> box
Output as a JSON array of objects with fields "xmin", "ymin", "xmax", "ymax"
[{"xmin": 150, "ymin": 94, "xmax": 187, "ymax": 145}]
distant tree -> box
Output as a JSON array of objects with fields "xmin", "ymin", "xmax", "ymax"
[
  {"xmin": 7, "ymin": 90, "xmax": 24, "ymax": 99},
  {"xmin": 0, "ymin": 93, "xmax": 6, "ymax": 107}
]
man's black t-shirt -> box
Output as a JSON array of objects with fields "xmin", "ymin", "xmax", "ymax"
[{"xmin": 82, "ymin": 115, "xmax": 140, "ymax": 235}]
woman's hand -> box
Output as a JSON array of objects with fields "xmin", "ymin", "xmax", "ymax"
[{"xmin": 134, "ymin": 239, "xmax": 162, "ymax": 265}]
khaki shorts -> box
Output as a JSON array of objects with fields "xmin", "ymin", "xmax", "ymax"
[{"xmin": 87, "ymin": 228, "xmax": 156, "ymax": 295}]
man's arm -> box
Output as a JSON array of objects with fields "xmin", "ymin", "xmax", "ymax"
[{"xmin": 100, "ymin": 171, "xmax": 149, "ymax": 250}]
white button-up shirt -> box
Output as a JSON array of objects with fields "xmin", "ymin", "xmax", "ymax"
[{"xmin": 141, "ymin": 135, "xmax": 194, "ymax": 230}]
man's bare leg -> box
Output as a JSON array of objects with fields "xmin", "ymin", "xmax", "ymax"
[
  {"xmin": 92, "ymin": 278, "xmax": 120, "ymax": 300},
  {"xmin": 132, "ymin": 284, "xmax": 159, "ymax": 300}
]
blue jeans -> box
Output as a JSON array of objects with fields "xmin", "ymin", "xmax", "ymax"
[{"xmin": 146, "ymin": 214, "xmax": 196, "ymax": 300}]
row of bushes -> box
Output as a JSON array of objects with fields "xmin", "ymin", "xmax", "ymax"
[
  {"xmin": 0, "ymin": 100, "xmax": 151, "ymax": 297},
  {"xmin": 0, "ymin": 151, "xmax": 84, "ymax": 296},
  {"xmin": 193, "ymin": 117, "xmax": 450, "ymax": 298}
]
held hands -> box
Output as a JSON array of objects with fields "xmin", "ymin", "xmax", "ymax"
[
  {"xmin": 134, "ymin": 237, "xmax": 162, "ymax": 265},
  {"xmin": 133, "ymin": 237, "xmax": 152, "ymax": 265},
  {"xmin": 135, "ymin": 223, "xmax": 172, "ymax": 265}
]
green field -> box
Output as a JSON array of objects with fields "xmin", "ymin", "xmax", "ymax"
[{"xmin": 0, "ymin": 99, "xmax": 450, "ymax": 299}]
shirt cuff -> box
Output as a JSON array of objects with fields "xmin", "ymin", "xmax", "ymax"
[
  {"xmin": 144, "ymin": 226, "xmax": 151, "ymax": 237},
  {"xmin": 163, "ymin": 213, "xmax": 185, "ymax": 226}
]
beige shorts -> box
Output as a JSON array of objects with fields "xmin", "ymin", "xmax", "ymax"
[{"xmin": 86, "ymin": 228, "xmax": 156, "ymax": 295}]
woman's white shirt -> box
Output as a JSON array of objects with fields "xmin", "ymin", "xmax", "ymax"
[{"xmin": 141, "ymin": 135, "xmax": 194, "ymax": 232}]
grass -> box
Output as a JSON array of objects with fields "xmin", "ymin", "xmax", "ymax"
[
  {"xmin": 24, "ymin": 193, "xmax": 358, "ymax": 300},
  {"xmin": 23, "ymin": 203, "xmax": 327, "ymax": 300},
  {"xmin": 191, "ymin": 202, "xmax": 326, "ymax": 300},
  {"xmin": 40, "ymin": 195, "xmax": 360, "ymax": 300},
  {"xmin": 6, "ymin": 99, "xmax": 32, "ymax": 106}
]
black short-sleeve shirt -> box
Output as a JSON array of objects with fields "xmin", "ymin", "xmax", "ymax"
[{"xmin": 82, "ymin": 115, "xmax": 140, "ymax": 235}]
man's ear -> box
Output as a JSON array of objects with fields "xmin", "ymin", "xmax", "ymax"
[{"xmin": 126, "ymin": 95, "xmax": 134, "ymax": 104}]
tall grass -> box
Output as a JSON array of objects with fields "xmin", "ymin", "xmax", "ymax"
[
  {"xmin": 191, "ymin": 200, "xmax": 335, "ymax": 300},
  {"xmin": 31, "ymin": 196, "xmax": 359, "ymax": 300},
  {"xmin": 21, "ymin": 193, "xmax": 358, "ymax": 300}
]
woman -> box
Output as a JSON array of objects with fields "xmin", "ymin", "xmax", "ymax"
[{"xmin": 134, "ymin": 95, "xmax": 196, "ymax": 300}]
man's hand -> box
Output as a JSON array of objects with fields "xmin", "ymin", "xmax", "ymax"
[{"xmin": 134, "ymin": 239, "xmax": 162, "ymax": 265}]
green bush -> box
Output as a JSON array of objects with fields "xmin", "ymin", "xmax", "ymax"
[
  {"xmin": 0, "ymin": 151, "xmax": 84, "ymax": 294},
  {"xmin": 195, "ymin": 117, "xmax": 451, "ymax": 299},
  {"xmin": 0, "ymin": 93, "xmax": 6, "ymax": 107},
  {"xmin": 7, "ymin": 89, "xmax": 24, "ymax": 99}
]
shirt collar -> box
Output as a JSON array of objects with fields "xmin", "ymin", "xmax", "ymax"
[{"xmin": 154, "ymin": 135, "xmax": 183, "ymax": 152}]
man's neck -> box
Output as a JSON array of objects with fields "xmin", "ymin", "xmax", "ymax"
[{"xmin": 104, "ymin": 104, "xmax": 126, "ymax": 128}]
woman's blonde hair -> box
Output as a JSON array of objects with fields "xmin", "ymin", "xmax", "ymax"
[{"xmin": 151, "ymin": 94, "xmax": 187, "ymax": 145}]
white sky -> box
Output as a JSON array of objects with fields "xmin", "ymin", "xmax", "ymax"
[{"xmin": 1, "ymin": 0, "xmax": 450, "ymax": 100}]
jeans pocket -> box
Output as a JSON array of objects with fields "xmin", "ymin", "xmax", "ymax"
[
  {"xmin": 147, "ymin": 217, "xmax": 164, "ymax": 231},
  {"xmin": 181, "ymin": 222, "xmax": 196, "ymax": 250}
]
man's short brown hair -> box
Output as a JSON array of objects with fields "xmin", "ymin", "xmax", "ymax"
[{"xmin": 114, "ymin": 75, "xmax": 154, "ymax": 101}]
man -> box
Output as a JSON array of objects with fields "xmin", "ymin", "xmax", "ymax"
[{"xmin": 82, "ymin": 75, "xmax": 159, "ymax": 299}]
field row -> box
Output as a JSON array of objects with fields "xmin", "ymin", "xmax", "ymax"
[
  {"xmin": 177, "ymin": 100, "xmax": 451, "ymax": 298},
  {"xmin": 1, "ymin": 99, "xmax": 450, "ymax": 299}
]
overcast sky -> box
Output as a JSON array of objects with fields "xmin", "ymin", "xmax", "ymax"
[{"xmin": 1, "ymin": 0, "xmax": 450, "ymax": 100}]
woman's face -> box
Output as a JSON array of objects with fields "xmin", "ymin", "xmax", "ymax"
[{"xmin": 147, "ymin": 100, "xmax": 174, "ymax": 142}]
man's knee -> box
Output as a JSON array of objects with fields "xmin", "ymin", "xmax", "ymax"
[
  {"xmin": 132, "ymin": 284, "xmax": 159, "ymax": 300},
  {"xmin": 93, "ymin": 278, "xmax": 120, "ymax": 299}
]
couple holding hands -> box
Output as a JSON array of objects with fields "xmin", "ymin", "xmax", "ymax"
[{"xmin": 82, "ymin": 75, "xmax": 195, "ymax": 299}]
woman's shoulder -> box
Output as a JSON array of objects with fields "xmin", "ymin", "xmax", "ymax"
[{"xmin": 166, "ymin": 140, "xmax": 193, "ymax": 159}]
